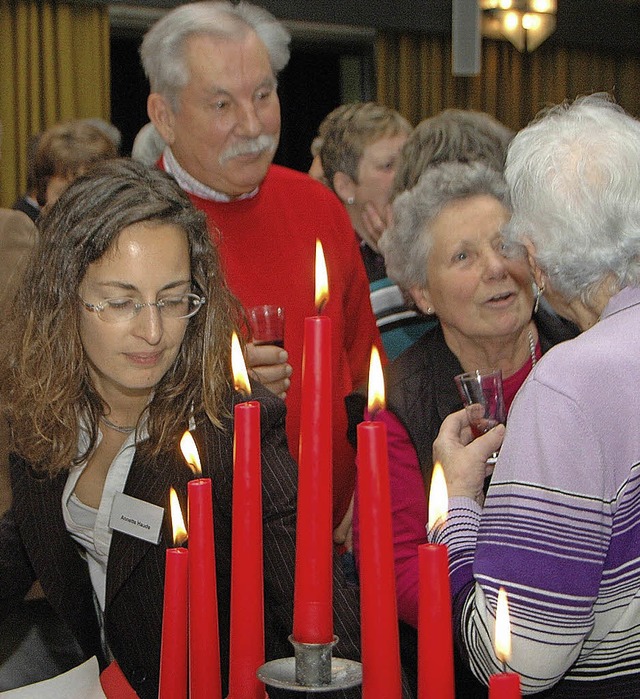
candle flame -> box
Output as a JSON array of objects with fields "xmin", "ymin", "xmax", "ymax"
[
  {"xmin": 428, "ymin": 461, "xmax": 448, "ymax": 530},
  {"xmin": 180, "ymin": 431, "xmax": 201, "ymax": 475},
  {"xmin": 169, "ymin": 487, "xmax": 188, "ymax": 546},
  {"xmin": 231, "ymin": 331, "xmax": 251, "ymax": 396},
  {"xmin": 315, "ymin": 239, "xmax": 329, "ymax": 313},
  {"xmin": 495, "ymin": 586, "xmax": 512, "ymax": 664},
  {"xmin": 366, "ymin": 345, "xmax": 385, "ymax": 414}
]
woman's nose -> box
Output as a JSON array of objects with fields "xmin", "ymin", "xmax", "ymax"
[
  {"xmin": 484, "ymin": 247, "xmax": 509, "ymax": 278},
  {"xmin": 132, "ymin": 304, "xmax": 163, "ymax": 344}
]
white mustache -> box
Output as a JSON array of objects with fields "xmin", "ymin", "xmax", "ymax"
[{"xmin": 219, "ymin": 135, "xmax": 277, "ymax": 164}]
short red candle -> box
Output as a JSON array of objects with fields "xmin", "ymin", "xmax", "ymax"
[
  {"xmin": 357, "ymin": 418, "xmax": 402, "ymax": 698},
  {"xmin": 227, "ymin": 400, "xmax": 267, "ymax": 699},
  {"xmin": 188, "ymin": 477, "xmax": 222, "ymax": 699},
  {"xmin": 159, "ymin": 546, "xmax": 188, "ymax": 699},
  {"xmin": 292, "ymin": 314, "xmax": 334, "ymax": 644},
  {"xmin": 490, "ymin": 586, "xmax": 521, "ymax": 699},
  {"xmin": 418, "ymin": 543, "xmax": 455, "ymax": 699},
  {"xmin": 489, "ymin": 672, "xmax": 521, "ymax": 698}
]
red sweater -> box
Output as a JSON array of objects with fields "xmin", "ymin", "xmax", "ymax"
[{"xmin": 178, "ymin": 164, "xmax": 384, "ymax": 526}]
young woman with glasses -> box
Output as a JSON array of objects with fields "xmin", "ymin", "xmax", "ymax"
[{"xmin": 0, "ymin": 159, "xmax": 366, "ymax": 699}]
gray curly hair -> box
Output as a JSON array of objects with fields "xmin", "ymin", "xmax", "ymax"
[
  {"xmin": 504, "ymin": 93, "xmax": 640, "ymax": 305},
  {"xmin": 380, "ymin": 161, "xmax": 511, "ymax": 291}
]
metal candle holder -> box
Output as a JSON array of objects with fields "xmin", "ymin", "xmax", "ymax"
[{"xmin": 257, "ymin": 635, "xmax": 362, "ymax": 692}]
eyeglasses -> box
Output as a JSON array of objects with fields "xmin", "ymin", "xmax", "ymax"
[{"xmin": 81, "ymin": 293, "xmax": 206, "ymax": 323}]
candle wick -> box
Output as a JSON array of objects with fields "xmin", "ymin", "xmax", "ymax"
[
  {"xmin": 317, "ymin": 299, "xmax": 326, "ymax": 315},
  {"xmin": 235, "ymin": 384, "xmax": 251, "ymax": 400}
]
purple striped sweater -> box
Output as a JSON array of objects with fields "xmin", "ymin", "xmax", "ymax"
[{"xmin": 432, "ymin": 286, "xmax": 640, "ymax": 696}]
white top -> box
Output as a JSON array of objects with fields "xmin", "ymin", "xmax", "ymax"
[{"xmin": 62, "ymin": 425, "xmax": 139, "ymax": 611}]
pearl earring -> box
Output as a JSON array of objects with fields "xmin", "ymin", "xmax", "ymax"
[{"xmin": 346, "ymin": 197, "xmax": 355, "ymax": 205}]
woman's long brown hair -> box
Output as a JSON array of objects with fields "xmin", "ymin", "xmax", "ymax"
[{"xmin": 1, "ymin": 158, "xmax": 242, "ymax": 475}]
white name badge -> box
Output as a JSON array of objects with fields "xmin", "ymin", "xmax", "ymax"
[{"xmin": 109, "ymin": 493, "xmax": 164, "ymax": 545}]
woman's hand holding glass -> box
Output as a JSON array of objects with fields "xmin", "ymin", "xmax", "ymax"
[
  {"xmin": 433, "ymin": 409, "xmax": 505, "ymax": 505},
  {"xmin": 454, "ymin": 369, "xmax": 506, "ymax": 464}
]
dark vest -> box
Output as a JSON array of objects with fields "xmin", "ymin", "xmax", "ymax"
[{"xmin": 346, "ymin": 307, "xmax": 579, "ymax": 488}]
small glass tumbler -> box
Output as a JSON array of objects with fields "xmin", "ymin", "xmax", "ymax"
[
  {"xmin": 247, "ymin": 304, "xmax": 285, "ymax": 349},
  {"xmin": 454, "ymin": 369, "xmax": 505, "ymax": 462}
]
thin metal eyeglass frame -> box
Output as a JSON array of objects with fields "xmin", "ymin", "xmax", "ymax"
[{"xmin": 80, "ymin": 293, "xmax": 206, "ymax": 322}]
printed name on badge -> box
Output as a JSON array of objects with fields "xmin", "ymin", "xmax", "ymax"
[{"xmin": 109, "ymin": 492, "xmax": 164, "ymax": 544}]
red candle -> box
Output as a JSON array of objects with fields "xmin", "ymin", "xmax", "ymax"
[
  {"xmin": 418, "ymin": 463, "xmax": 455, "ymax": 699},
  {"xmin": 227, "ymin": 333, "xmax": 267, "ymax": 699},
  {"xmin": 418, "ymin": 546, "xmax": 454, "ymax": 699},
  {"xmin": 292, "ymin": 240, "xmax": 334, "ymax": 645},
  {"xmin": 489, "ymin": 674, "xmax": 521, "ymax": 698},
  {"xmin": 159, "ymin": 488, "xmax": 188, "ymax": 699},
  {"xmin": 182, "ymin": 432, "xmax": 222, "ymax": 699},
  {"xmin": 489, "ymin": 588, "xmax": 521, "ymax": 699},
  {"xmin": 357, "ymin": 346, "xmax": 402, "ymax": 698}
]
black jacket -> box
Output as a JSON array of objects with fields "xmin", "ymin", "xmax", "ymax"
[{"xmin": 2, "ymin": 385, "xmax": 381, "ymax": 699}]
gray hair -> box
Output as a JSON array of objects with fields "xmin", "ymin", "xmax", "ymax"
[
  {"xmin": 504, "ymin": 93, "xmax": 640, "ymax": 305},
  {"xmin": 392, "ymin": 109, "xmax": 514, "ymax": 200},
  {"xmin": 140, "ymin": 1, "xmax": 291, "ymax": 111},
  {"xmin": 380, "ymin": 161, "xmax": 510, "ymax": 290},
  {"xmin": 131, "ymin": 122, "xmax": 166, "ymax": 167}
]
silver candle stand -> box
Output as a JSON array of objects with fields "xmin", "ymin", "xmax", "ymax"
[{"xmin": 257, "ymin": 635, "xmax": 362, "ymax": 692}]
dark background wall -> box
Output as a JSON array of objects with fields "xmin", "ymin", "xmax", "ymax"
[
  {"xmin": 103, "ymin": 0, "xmax": 640, "ymax": 52},
  {"xmin": 107, "ymin": 0, "xmax": 640, "ymax": 172}
]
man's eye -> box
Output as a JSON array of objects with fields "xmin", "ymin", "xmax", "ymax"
[{"xmin": 453, "ymin": 252, "xmax": 468, "ymax": 262}]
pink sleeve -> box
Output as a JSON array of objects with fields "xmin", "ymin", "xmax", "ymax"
[{"xmin": 353, "ymin": 408, "xmax": 427, "ymax": 628}]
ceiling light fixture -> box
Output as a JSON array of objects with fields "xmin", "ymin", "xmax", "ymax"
[{"xmin": 480, "ymin": 0, "xmax": 557, "ymax": 52}]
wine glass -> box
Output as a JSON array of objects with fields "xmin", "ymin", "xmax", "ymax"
[
  {"xmin": 247, "ymin": 304, "xmax": 285, "ymax": 349},
  {"xmin": 454, "ymin": 369, "xmax": 505, "ymax": 463}
]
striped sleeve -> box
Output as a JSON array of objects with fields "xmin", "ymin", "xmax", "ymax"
[{"xmin": 432, "ymin": 373, "xmax": 640, "ymax": 694}]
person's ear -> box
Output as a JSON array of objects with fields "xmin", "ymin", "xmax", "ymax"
[
  {"xmin": 523, "ymin": 238, "xmax": 544, "ymax": 288},
  {"xmin": 409, "ymin": 285, "xmax": 435, "ymax": 315},
  {"xmin": 333, "ymin": 171, "xmax": 357, "ymax": 206},
  {"xmin": 147, "ymin": 93, "xmax": 176, "ymax": 145}
]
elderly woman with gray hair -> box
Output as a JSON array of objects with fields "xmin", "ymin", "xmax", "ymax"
[
  {"xmin": 433, "ymin": 93, "xmax": 640, "ymax": 696},
  {"xmin": 350, "ymin": 159, "xmax": 577, "ymax": 697}
]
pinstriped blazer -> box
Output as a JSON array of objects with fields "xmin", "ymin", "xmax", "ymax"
[{"xmin": 0, "ymin": 384, "xmax": 373, "ymax": 699}]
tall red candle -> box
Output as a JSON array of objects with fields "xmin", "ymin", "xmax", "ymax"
[
  {"xmin": 159, "ymin": 488, "xmax": 188, "ymax": 699},
  {"xmin": 357, "ymin": 346, "xmax": 402, "ymax": 698},
  {"xmin": 228, "ymin": 333, "xmax": 267, "ymax": 699},
  {"xmin": 293, "ymin": 240, "xmax": 333, "ymax": 645},
  {"xmin": 489, "ymin": 588, "xmax": 521, "ymax": 699},
  {"xmin": 418, "ymin": 544, "xmax": 454, "ymax": 699},
  {"xmin": 182, "ymin": 432, "xmax": 222, "ymax": 699},
  {"xmin": 419, "ymin": 463, "xmax": 455, "ymax": 699}
]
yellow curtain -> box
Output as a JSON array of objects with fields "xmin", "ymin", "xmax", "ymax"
[
  {"xmin": 0, "ymin": 1, "xmax": 110, "ymax": 207},
  {"xmin": 376, "ymin": 32, "xmax": 640, "ymax": 131}
]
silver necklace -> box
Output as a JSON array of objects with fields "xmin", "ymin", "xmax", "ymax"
[
  {"xmin": 100, "ymin": 415, "xmax": 136, "ymax": 434},
  {"xmin": 528, "ymin": 329, "xmax": 537, "ymax": 367}
]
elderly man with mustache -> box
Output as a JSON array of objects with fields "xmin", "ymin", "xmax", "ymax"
[{"xmin": 141, "ymin": 2, "xmax": 383, "ymax": 539}]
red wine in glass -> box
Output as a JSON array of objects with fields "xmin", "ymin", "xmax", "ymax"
[
  {"xmin": 253, "ymin": 339, "xmax": 285, "ymax": 349},
  {"xmin": 454, "ymin": 370, "xmax": 505, "ymax": 462}
]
